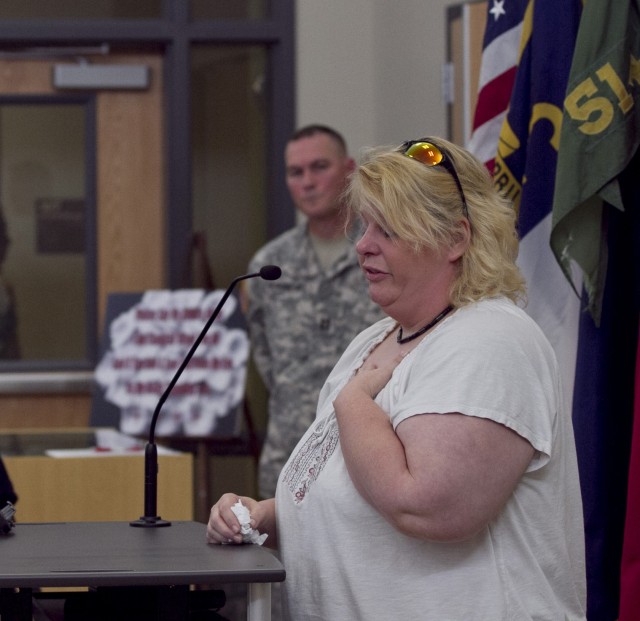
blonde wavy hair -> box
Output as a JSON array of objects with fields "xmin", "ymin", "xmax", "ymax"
[{"xmin": 344, "ymin": 136, "xmax": 526, "ymax": 307}]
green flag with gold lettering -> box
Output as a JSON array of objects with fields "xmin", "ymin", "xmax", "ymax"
[
  {"xmin": 551, "ymin": 0, "xmax": 640, "ymax": 325},
  {"xmin": 551, "ymin": 2, "xmax": 640, "ymax": 619}
]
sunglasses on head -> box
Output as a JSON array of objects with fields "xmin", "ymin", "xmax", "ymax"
[{"xmin": 400, "ymin": 139, "xmax": 469, "ymax": 222}]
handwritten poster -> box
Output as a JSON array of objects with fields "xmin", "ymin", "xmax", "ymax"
[{"xmin": 94, "ymin": 289, "xmax": 248, "ymax": 437}]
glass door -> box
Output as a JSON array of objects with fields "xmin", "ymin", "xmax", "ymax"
[
  {"xmin": 0, "ymin": 100, "xmax": 93, "ymax": 364},
  {"xmin": 0, "ymin": 52, "xmax": 165, "ymax": 382}
]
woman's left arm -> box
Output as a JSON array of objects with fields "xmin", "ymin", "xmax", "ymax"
[{"xmin": 333, "ymin": 364, "xmax": 534, "ymax": 542}]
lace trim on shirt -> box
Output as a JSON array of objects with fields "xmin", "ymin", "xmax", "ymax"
[
  {"xmin": 281, "ymin": 414, "xmax": 340, "ymax": 504},
  {"xmin": 280, "ymin": 321, "xmax": 398, "ymax": 504}
]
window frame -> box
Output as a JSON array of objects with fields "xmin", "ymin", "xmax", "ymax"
[
  {"xmin": 0, "ymin": 93, "xmax": 98, "ymax": 374},
  {"xmin": 0, "ymin": 1, "xmax": 295, "ymax": 387}
]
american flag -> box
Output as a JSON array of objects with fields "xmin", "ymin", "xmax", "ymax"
[{"xmin": 467, "ymin": 0, "xmax": 528, "ymax": 171}]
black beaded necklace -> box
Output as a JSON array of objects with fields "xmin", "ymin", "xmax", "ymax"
[{"xmin": 396, "ymin": 305, "xmax": 454, "ymax": 344}]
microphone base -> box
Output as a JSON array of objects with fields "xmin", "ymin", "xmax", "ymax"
[{"xmin": 130, "ymin": 516, "xmax": 172, "ymax": 528}]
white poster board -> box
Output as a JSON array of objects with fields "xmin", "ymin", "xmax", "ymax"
[{"xmin": 93, "ymin": 289, "xmax": 248, "ymax": 437}]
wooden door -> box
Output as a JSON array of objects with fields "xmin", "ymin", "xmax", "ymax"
[
  {"xmin": 0, "ymin": 52, "xmax": 165, "ymax": 428},
  {"xmin": 448, "ymin": 1, "xmax": 488, "ymax": 146}
]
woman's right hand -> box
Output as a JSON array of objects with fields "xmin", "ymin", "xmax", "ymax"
[{"xmin": 206, "ymin": 493, "xmax": 276, "ymax": 547}]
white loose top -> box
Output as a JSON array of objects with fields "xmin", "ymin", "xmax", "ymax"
[{"xmin": 276, "ymin": 297, "xmax": 586, "ymax": 621}]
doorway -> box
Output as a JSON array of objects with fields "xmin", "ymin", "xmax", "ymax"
[{"xmin": 0, "ymin": 52, "xmax": 165, "ymax": 426}]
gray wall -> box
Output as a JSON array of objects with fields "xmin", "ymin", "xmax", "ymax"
[{"xmin": 296, "ymin": 0, "xmax": 453, "ymax": 157}]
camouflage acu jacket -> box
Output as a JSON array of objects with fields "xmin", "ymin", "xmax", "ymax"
[{"xmin": 246, "ymin": 223, "xmax": 384, "ymax": 498}]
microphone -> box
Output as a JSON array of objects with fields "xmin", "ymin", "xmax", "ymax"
[{"xmin": 131, "ymin": 265, "xmax": 282, "ymax": 527}]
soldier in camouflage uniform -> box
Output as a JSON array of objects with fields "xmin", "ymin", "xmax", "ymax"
[{"xmin": 245, "ymin": 125, "xmax": 384, "ymax": 498}]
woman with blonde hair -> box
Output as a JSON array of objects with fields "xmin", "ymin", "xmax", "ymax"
[{"xmin": 208, "ymin": 137, "xmax": 586, "ymax": 620}]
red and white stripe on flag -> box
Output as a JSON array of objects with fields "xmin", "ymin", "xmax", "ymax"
[{"xmin": 467, "ymin": 0, "xmax": 528, "ymax": 171}]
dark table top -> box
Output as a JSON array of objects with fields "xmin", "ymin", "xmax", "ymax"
[{"xmin": 0, "ymin": 521, "xmax": 284, "ymax": 588}]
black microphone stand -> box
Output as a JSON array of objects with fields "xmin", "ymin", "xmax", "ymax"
[{"xmin": 131, "ymin": 266, "xmax": 281, "ymax": 527}]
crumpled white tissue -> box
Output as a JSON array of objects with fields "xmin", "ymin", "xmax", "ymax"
[{"xmin": 231, "ymin": 500, "xmax": 268, "ymax": 545}]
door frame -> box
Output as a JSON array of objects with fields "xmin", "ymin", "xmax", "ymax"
[
  {"xmin": 0, "ymin": 92, "xmax": 98, "ymax": 372},
  {"xmin": 0, "ymin": 53, "xmax": 165, "ymax": 414}
]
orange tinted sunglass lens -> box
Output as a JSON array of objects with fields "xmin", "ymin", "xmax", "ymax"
[{"xmin": 404, "ymin": 142, "xmax": 444, "ymax": 167}]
